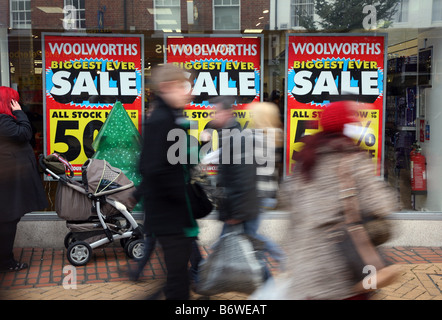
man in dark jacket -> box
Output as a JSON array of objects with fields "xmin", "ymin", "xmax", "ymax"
[
  {"xmin": 211, "ymin": 97, "xmax": 273, "ymax": 281},
  {"xmin": 211, "ymin": 97, "xmax": 259, "ymax": 226},
  {"xmin": 138, "ymin": 64, "xmax": 199, "ymax": 300}
]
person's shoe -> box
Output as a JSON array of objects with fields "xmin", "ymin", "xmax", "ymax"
[{"xmin": 0, "ymin": 261, "xmax": 28, "ymax": 272}]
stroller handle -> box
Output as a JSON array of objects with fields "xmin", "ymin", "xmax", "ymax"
[
  {"xmin": 38, "ymin": 154, "xmax": 46, "ymax": 170},
  {"xmin": 39, "ymin": 153, "xmax": 75, "ymax": 178}
]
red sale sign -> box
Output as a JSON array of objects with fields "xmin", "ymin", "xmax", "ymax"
[
  {"xmin": 165, "ymin": 35, "xmax": 263, "ymax": 111},
  {"xmin": 285, "ymin": 34, "xmax": 386, "ymax": 176},
  {"xmin": 165, "ymin": 35, "xmax": 263, "ymax": 174},
  {"xmin": 42, "ymin": 34, "xmax": 144, "ymax": 175}
]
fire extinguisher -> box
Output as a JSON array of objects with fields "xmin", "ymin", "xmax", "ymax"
[{"xmin": 410, "ymin": 144, "xmax": 427, "ymax": 193}]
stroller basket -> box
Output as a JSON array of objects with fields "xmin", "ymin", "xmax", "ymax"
[{"xmin": 55, "ymin": 180, "xmax": 93, "ymax": 221}]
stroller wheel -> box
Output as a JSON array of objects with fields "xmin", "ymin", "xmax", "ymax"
[
  {"xmin": 67, "ymin": 241, "xmax": 92, "ymax": 266},
  {"xmin": 125, "ymin": 239, "xmax": 145, "ymax": 260},
  {"xmin": 64, "ymin": 232, "xmax": 75, "ymax": 249},
  {"xmin": 120, "ymin": 238, "xmax": 129, "ymax": 248}
]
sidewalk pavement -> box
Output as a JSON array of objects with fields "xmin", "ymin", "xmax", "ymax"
[{"xmin": 0, "ymin": 245, "xmax": 441, "ymax": 300}]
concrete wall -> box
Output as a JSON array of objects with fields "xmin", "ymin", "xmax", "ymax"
[{"xmin": 14, "ymin": 211, "xmax": 442, "ymax": 248}]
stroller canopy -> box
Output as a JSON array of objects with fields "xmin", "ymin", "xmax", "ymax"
[{"xmin": 82, "ymin": 159, "xmax": 134, "ymax": 197}]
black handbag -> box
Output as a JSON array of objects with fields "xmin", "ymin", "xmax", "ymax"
[{"xmin": 186, "ymin": 180, "xmax": 213, "ymax": 219}]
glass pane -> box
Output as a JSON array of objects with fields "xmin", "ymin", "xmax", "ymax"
[
  {"xmin": 214, "ymin": 0, "xmax": 222, "ymax": 5},
  {"xmin": 155, "ymin": 7, "xmax": 181, "ymax": 29},
  {"xmin": 214, "ymin": 7, "xmax": 239, "ymax": 29},
  {"xmin": 401, "ymin": 0, "xmax": 409, "ymax": 22},
  {"xmin": 232, "ymin": 0, "xmax": 239, "ymax": 5},
  {"xmin": 25, "ymin": 0, "xmax": 30, "ymax": 10},
  {"xmin": 19, "ymin": 1, "xmax": 24, "ymax": 10},
  {"xmin": 12, "ymin": 1, "xmax": 17, "ymax": 11},
  {"xmin": 433, "ymin": 0, "xmax": 442, "ymax": 21}
]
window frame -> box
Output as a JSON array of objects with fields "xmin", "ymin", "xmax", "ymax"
[
  {"xmin": 10, "ymin": 0, "xmax": 31, "ymax": 29},
  {"xmin": 63, "ymin": 0, "xmax": 86, "ymax": 30},
  {"xmin": 290, "ymin": 0, "xmax": 314, "ymax": 29},
  {"xmin": 153, "ymin": 0, "xmax": 182, "ymax": 32},
  {"xmin": 391, "ymin": 0, "xmax": 409, "ymax": 24},
  {"xmin": 213, "ymin": 0, "xmax": 241, "ymax": 31}
]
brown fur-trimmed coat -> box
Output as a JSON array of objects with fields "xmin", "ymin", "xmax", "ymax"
[{"xmin": 277, "ymin": 137, "xmax": 398, "ymax": 299}]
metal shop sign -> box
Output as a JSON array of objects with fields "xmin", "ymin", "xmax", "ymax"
[
  {"xmin": 285, "ymin": 34, "xmax": 386, "ymax": 176},
  {"xmin": 42, "ymin": 33, "xmax": 144, "ymax": 176},
  {"xmin": 165, "ymin": 35, "xmax": 263, "ymax": 171}
]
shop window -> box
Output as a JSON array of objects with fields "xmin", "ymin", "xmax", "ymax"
[
  {"xmin": 214, "ymin": 0, "xmax": 240, "ymax": 31},
  {"xmin": 63, "ymin": 0, "xmax": 86, "ymax": 29},
  {"xmin": 391, "ymin": 0, "xmax": 409, "ymax": 23},
  {"xmin": 432, "ymin": 0, "xmax": 442, "ymax": 22},
  {"xmin": 10, "ymin": 0, "xmax": 31, "ymax": 29},
  {"xmin": 153, "ymin": 0, "xmax": 181, "ymax": 32},
  {"xmin": 291, "ymin": 0, "xmax": 314, "ymax": 28}
]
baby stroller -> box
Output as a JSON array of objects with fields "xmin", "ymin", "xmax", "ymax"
[{"xmin": 39, "ymin": 153, "xmax": 145, "ymax": 266}]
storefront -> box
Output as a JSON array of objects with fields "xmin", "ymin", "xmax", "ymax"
[{"xmin": 1, "ymin": 0, "xmax": 442, "ymax": 224}]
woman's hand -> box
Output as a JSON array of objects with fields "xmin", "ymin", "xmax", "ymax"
[{"xmin": 10, "ymin": 99, "xmax": 22, "ymax": 111}]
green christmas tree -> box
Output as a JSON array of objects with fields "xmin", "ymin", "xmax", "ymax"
[{"xmin": 91, "ymin": 101, "xmax": 143, "ymax": 211}]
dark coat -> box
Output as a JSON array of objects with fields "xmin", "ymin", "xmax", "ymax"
[
  {"xmin": 0, "ymin": 110, "xmax": 48, "ymax": 222},
  {"xmin": 216, "ymin": 119, "xmax": 259, "ymax": 222},
  {"xmin": 138, "ymin": 97, "xmax": 198, "ymax": 237}
]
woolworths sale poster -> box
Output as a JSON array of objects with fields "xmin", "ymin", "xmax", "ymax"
[
  {"xmin": 165, "ymin": 35, "xmax": 263, "ymax": 173},
  {"xmin": 42, "ymin": 34, "xmax": 144, "ymax": 175},
  {"xmin": 165, "ymin": 36, "xmax": 262, "ymax": 134},
  {"xmin": 285, "ymin": 34, "xmax": 386, "ymax": 176}
]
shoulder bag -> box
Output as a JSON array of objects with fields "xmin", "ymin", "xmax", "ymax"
[{"xmin": 336, "ymin": 157, "xmax": 399, "ymax": 293}]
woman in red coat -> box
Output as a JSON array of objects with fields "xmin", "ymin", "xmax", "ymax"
[{"xmin": 0, "ymin": 87, "xmax": 48, "ymax": 272}]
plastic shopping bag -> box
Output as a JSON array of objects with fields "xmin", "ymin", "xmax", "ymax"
[{"xmin": 196, "ymin": 228, "xmax": 265, "ymax": 296}]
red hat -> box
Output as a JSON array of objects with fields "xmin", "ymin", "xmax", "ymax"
[{"xmin": 320, "ymin": 101, "xmax": 358, "ymax": 133}]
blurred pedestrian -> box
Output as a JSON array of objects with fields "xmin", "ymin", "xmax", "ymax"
[
  {"xmin": 275, "ymin": 100, "xmax": 398, "ymax": 300},
  {"xmin": 137, "ymin": 64, "xmax": 201, "ymax": 300},
  {"xmin": 210, "ymin": 97, "xmax": 271, "ymax": 278},
  {"xmin": 250, "ymin": 101, "xmax": 284, "ymax": 210},
  {"xmin": 249, "ymin": 102, "xmax": 285, "ymax": 268},
  {"xmin": 0, "ymin": 86, "xmax": 48, "ymax": 272},
  {"xmin": 211, "ymin": 96, "xmax": 259, "ymax": 226}
]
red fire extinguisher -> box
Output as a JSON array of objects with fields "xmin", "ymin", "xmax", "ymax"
[{"xmin": 410, "ymin": 145, "xmax": 427, "ymax": 193}]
